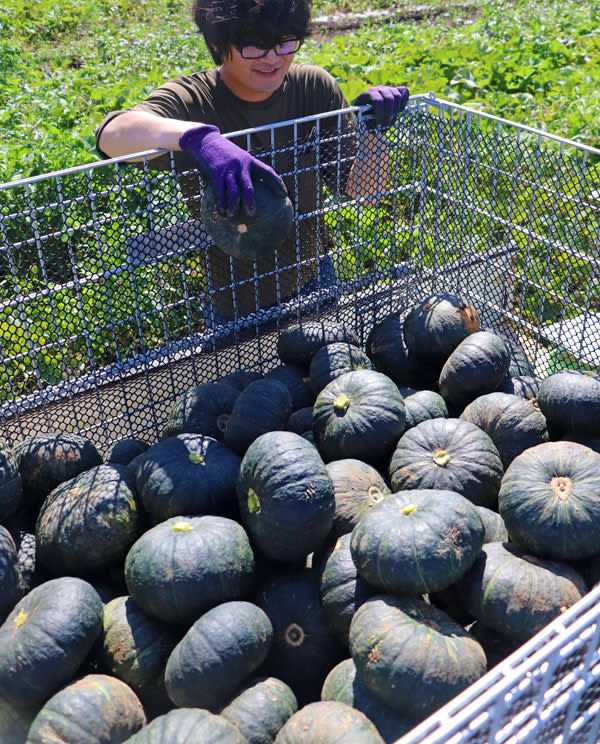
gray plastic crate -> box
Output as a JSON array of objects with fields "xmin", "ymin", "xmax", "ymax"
[{"xmin": 1, "ymin": 94, "xmax": 600, "ymax": 742}]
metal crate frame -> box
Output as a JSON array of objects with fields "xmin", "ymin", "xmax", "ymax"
[{"xmin": 1, "ymin": 94, "xmax": 600, "ymax": 742}]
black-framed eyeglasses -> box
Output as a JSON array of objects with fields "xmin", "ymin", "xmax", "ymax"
[{"xmin": 236, "ymin": 38, "xmax": 303, "ymax": 59}]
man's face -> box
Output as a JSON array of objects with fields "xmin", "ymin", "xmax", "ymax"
[{"xmin": 219, "ymin": 42, "xmax": 297, "ymax": 102}]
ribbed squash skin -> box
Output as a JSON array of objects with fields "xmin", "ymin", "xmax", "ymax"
[
  {"xmin": 0, "ymin": 577, "xmax": 103, "ymax": 707},
  {"xmin": 277, "ymin": 321, "xmax": 360, "ymax": 369},
  {"xmin": 312, "ymin": 370, "xmax": 406, "ymax": 465},
  {"xmin": 403, "ymin": 390, "xmax": 448, "ymax": 430},
  {"xmin": 537, "ymin": 370, "xmax": 600, "ymax": 438},
  {"xmin": 26, "ymin": 673, "xmax": 146, "ymax": 744},
  {"xmin": 365, "ymin": 313, "xmax": 423, "ymax": 386},
  {"xmin": 309, "ymin": 342, "xmax": 374, "ymax": 395},
  {"xmin": 349, "ymin": 595, "xmax": 487, "ymax": 717},
  {"xmin": 124, "ymin": 515, "xmax": 255, "ymax": 624},
  {"xmin": 498, "ymin": 375, "xmax": 539, "ymax": 401},
  {"xmin": 350, "ymin": 489, "xmax": 484, "ymax": 595},
  {"xmin": 36, "ymin": 463, "xmax": 142, "ymax": 577},
  {"xmin": 460, "ymin": 392, "xmax": 548, "ymax": 468},
  {"xmin": 162, "ymin": 382, "xmax": 240, "ymax": 440},
  {"xmin": 500, "ymin": 334, "xmax": 535, "ymax": 378},
  {"xmin": 13, "ymin": 432, "xmax": 102, "ymax": 509},
  {"xmin": 321, "ymin": 659, "xmax": 420, "ymax": 744},
  {"xmin": 265, "ymin": 364, "xmax": 315, "ymax": 411},
  {"xmin": 320, "ymin": 533, "xmax": 373, "ymax": 645},
  {"xmin": 135, "ymin": 433, "xmax": 241, "ymax": 522},
  {"xmin": 0, "ymin": 525, "xmax": 21, "ymax": 623},
  {"xmin": 286, "ymin": 407, "xmax": 313, "ymax": 436},
  {"xmin": 457, "ymin": 541, "xmax": 587, "ymax": 641},
  {"xmin": 165, "ymin": 600, "xmax": 273, "ymax": 710},
  {"xmin": 236, "ymin": 431, "xmax": 334, "ymax": 562},
  {"xmin": 201, "ymin": 174, "xmax": 293, "ymax": 260},
  {"xmin": 403, "ymin": 293, "xmax": 480, "ymax": 362},
  {"xmin": 476, "ymin": 506, "xmax": 508, "ymax": 544},
  {"xmin": 122, "ymin": 707, "xmax": 249, "ymax": 744},
  {"xmin": 101, "ymin": 596, "xmax": 180, "ymax": 694},
  {"xmin": 325, "ymin": 459, "xmax": 391, "ymax": 538},
  {"xmin": 498, "ymin": 441, "xmax": 600, "ymax": 560},
  {"xmin": 104, "ymin": 438, "xmax": 149, "ymax": 466},
  {"xmin": 0, "ymin": 445, "xmax": 22, "ymax": 521},
  {"xmin": 438, "ymin": 331, "xmax": 511, "ymax": 409},
  {"xmin": 225, "ymin": 379, "xmax": 293, "ymax": 455},
  {"xmin": 256, "ymin": 567, "xmax": 344, "ymax": 706},
  {"xmin": 274, "ymin": 701, "xmax": 385, "ymax": 744},
  {"xmin": 389, "ymin": 418, "xmax": 504, "ymax": 508},
  {"xmin": 220, "ymin": 676, "xmax": 298, "ymax": 744}
]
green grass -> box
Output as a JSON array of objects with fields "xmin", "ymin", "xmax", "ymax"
[{"xmin": 1, "ymin": 0, "xmax": 599, "ymax": 183}]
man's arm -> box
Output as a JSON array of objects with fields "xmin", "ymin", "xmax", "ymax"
[
  {"xmin": 344, "ymin": 132, "xmax": 390, "ymax": 199},
  {"xmin": 97, "ymin": 110, "xmax": 198, "ymax": 161}
]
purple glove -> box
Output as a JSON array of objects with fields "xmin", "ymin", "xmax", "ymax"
[
  {"xmin": 353, "ymin": 85, "xmax": 410, "ymax": 129},
  {"xmin": 179, "ymin": 125, "xmax": 287, "ymax": 217}
]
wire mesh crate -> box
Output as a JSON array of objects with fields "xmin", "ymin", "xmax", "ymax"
[{"xmin": 1, "ymin": 93, "xmax": 600, "ymax": 741}]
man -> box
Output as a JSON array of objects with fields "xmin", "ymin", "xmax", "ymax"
[{"xmin": 96, "ymin": 0, "xmax": 409, "ymax": 327}]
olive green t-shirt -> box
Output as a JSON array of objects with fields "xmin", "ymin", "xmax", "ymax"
[{"xmin": 96, "ymin": 64, "xmax": 356, "ymax": 317}]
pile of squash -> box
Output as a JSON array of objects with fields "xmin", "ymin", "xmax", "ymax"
[{"xmin": 2, "ymin": 291, "xmax": 600, "ymax": 744}]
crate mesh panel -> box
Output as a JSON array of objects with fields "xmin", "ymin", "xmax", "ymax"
[{"xmin": 1, "ymin": 95, "xmax": 600, "ymax": 741}]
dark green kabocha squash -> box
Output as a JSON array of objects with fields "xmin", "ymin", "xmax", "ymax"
[
  {"xmin": 220, "ymin": 676, "xmax": 298, "ymax": 744},
  {"xmin": 459, "ymin": 391, "xmax": 549, "ymax": 468},
  {"xmin": 0, "ymin": 696, "xmax": 37, "ymax": 744},
  {"xmin": 350, "ymin": 489, "xmax": 485, "ymax": 595},
  {"xmin": 321, "ymin": 658, "xmax": 421, "ymax": 744},
  {"xmin": 468, "ymin": 621, "xmax": 522, "ymax": 670},
  {"xmin": 498, "ymin": 374, "xmax": 539, "ymax": 401},
  {"xmin": 403, "ymin": 389, "xmax": 448, "ymax": 430},
  {"xmin": 256, "ymin": 567, "xmax": 345, "ymax": 706},
  {"xmin": 224, "ymin": 378, "xmax": 292, "ymax": 455},
  {"xmin": 277, "ymin": 321, "xmax": 360, "ymax": 368},
  {"xmin": 135, "ymin": 433, "xmax": 241, "ymax": 523},
  {"xmin": 325, "ymin": 458, "xmax": 390, "ymax": 538},
  {"xmin": 349, "ymin": 595, "xmax": 487, "ymax": 718},
  {"xmin": 165, "ymin": 600, "xmax": 273, "ymax": 711},
  {"xmin": 104, "ymin": 438, "xmax": 149, "ymax": 466},
  {"xmin": 0, "ymin": 443, "xmax": 22, "ymax": 522},
  {"xmin": 389, "ymin": 418, "xmax": 504, "ymax": 508},
  {"xmin": 161, "ymin": 382, "xmax": 240, "ymax": 440},
  {"xmin": 121, "ymin": 707, "xmax": 249, "ymax": 744},
  {"xmin": 0, "ymin": 525, "xmax": 21, "ymax": 623},
  {"xmin": 274, "ymin": 701, "xmax": 385, "ymax": 744},
  {"xmin": 498, "ymin": 441, "xmax": 600, "ymax": 560},
  {"xmin": 100, "ymin": 596, "xmax": 180, "ymax": 697},
  {"xmin": 456, "ymin": 541, "xmax": 587, "ymax": 641},
  {"xmin": 236, "ymin": 431, "xmax": 334, "ymax": 563},
  {"xmin": 0, "ymin": 577, "xmax": 103, "ymax": 707},
  {"xmin": 402, "ymin": 292, "xmax": 480, "ymax": 363},
  {"xmin": 200, "ymin": 172, "xmax": 293, "ymax": 260},
  {"xmin": 500, "ymin": 333, "xmax": 536, "ymax": 378},
  {"xmin": 563, "ymin": 433, "xmax": 600, "ymax": 454},
  {"xmin": 476, "ymin": 505, "xmax": 509, "ymax": 543},
  {"xmin": 264, "ymin": 364, "xmax": 315, "ymax": 411},
  {"xmin": 220, "ymin": 369, "xmax": 263, "ymax": 390},
  {"xmin": 124, "ymin": 515, "xmax": 255, "ymax": 624},
  {"xmin": 13, "ymin": 432, "xmax": 102, "ymax": 510},
  {"xmin": 438, "ymin": 331, "xmax": 511, "ymax": 410},
  {"xmin": 26, "ymin": 673, "xmax": 146, "ymax": 744},
  {"xmin": 312, "ymin": 370, "xmax": 406, "ymax": 466},
  {"xmin": 35, "ymin": 463, "xmax": 143, "ymax": 578},
  {"xmin": 536, "ymin": 370, "xmax": 600, "ymax": 438},
  {"xmin": 365, "ymin": 313, "xmax": 424, "ymax": 387},
  {"xmin": 319, "ymin": 533, "xmax": 373, "ymax": 646},
  {"xmin": 286, "ymin": 407, "xmax": 313, "ymax": 437},
  {"xmin": 308, "ymin": 342, "xmax": 374, "ymax": 396}
]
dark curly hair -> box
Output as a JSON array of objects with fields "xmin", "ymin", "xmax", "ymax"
[{"xmin": 193, "ymin": 0, "xmax": 313, "ymax": 64}]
